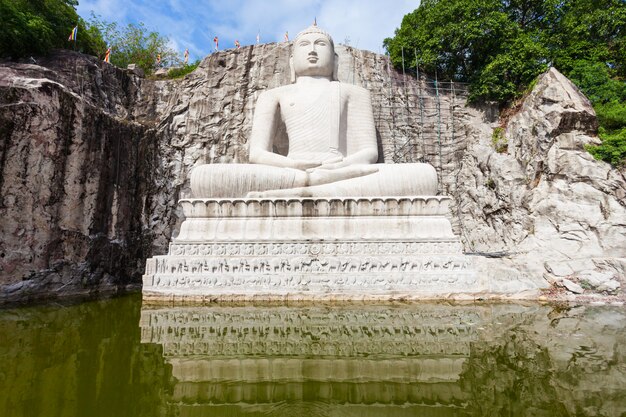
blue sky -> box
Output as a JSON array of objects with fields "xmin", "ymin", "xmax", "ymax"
[{"xmin": 76, "ymin": 0, "xmax": 419, "ymax": 61}]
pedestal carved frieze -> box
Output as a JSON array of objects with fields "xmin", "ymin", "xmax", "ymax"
[{"xmin": 143, "ymin": 197, "xmax": 478, "ymax": 300}]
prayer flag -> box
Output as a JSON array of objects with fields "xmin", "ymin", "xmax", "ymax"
[
  {"xmin": 156, "ymin": 53, "xmax": 161, "ymax": 65},
  {"xmin": 256, "ymin": 31, "xmax": 260, "ymax": 44},
  {"xmin": 68, "ymin": 26, "xmax": 78, "ymax": 41},
  {"xmin": 235, "ymin": 40, "xmax": 240, "ymax": 49},
  {"xmin": 284, "ymin": 31, "xmax": 289, "ymax": 42},
  {"xmin": 104, "ymin": 48, "xmax": 111, "ymax": 63},
  {"xmin": 214, "ymin": 36, "xmax": 219, "ymax": 51},
  {"xmin": 184, "ymin": 48, "xmax": 189, "ymax": 64}
]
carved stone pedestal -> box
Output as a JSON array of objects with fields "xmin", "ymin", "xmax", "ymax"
[{"xmin": 142, "ymin": 196, "xmax": 479, "ymax": 301}]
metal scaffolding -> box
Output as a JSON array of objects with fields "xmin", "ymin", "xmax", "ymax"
[{"xmin": 359, "ymin": 53, "xmax": 470, "ymax": 195}]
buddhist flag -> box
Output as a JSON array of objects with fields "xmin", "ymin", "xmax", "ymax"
[
  {"xmin": 256, "ymin": 31, "xmax": 260, "ymax": 44},
  {"xmin": 235, "ymin": 40, "xmax": 240, "ymax": 49},
  {"xmin": 68, "ymin": 26, "xmax": 78, "ymax": 41},
  {"xmin": 184, "ymin": 48, "xmax": 189, "ymax": 64},
  {"xmin": 214, "ymin": 36, "xmax": 219, "ymax": 51},
  {"xmin": 284, "ymin": 31, "xmax": 289, "ymax": 42},
  {"xmin": 104, "ymin": 48, "xmax": 111, "ymax": 63},
  {"xmin": 156, "ymin": 53, "xmax": 161, "ymax": 65}
]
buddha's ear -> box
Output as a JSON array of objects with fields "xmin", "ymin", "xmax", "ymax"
[
  {"xmin": 333, "ymin": 52, "xmax": 339, "ymax": 81},
  {"xmin": 289, "ymin": 55, "xmax": 296, "ymax": 83}
]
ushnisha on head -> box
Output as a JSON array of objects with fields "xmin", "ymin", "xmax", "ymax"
[{"xmin": 290, "ymin": 23, "xmax": 338, "ymax": 82}]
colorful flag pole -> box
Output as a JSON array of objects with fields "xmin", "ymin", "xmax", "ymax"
[
  {"xmin": 184, "ymin": 48, "xmax": 189, "ymax": 64},
  {"xmin": 213, "ymin": 36, "xmax": 219, "ymax": 51},
  {"xmin": 68, "ymin": 25, "xmax": 78, "ymax": 51},
  {"xmin": 284, "ymin": 31, "xmax": 289, "ymax": 42},
  {"xmin": 104, "ymin": 48, "xmax": 111, "ymax": 63},
  {"xmin": 235, "ymin": 40, "xmax": 240, "ymax": 49},
  {"xmin": 68, "ymin": 26, "xmax": 78, "ymax": 41}
]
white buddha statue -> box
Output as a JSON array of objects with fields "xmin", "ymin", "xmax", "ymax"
[{"xmin": 191, "ymin": 24, "xmax": 437, "ymax": 198}]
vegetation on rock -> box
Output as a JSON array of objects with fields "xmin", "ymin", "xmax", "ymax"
[
  {"xmin": 0, "ymin": 0, "xmax": 104, "ymax": 58},
  {"xmin": 166, "ymin": 60, "xmax": 201, "ymax": 79},
  {"xmin": 385, "ymin": 0, "xmax": 626, "ymax": 165},
  {"xmin": 491, "ymin": 127, "xmax": 508, "ymax": 153},
  {"xmin": 87, "ymin": 15, "xmax": 181, "ymax": 75},
  {"xmin": 0, "ymin": 1, "xmax": 182, "ymax": 76},
  {"xmin": 569, "ymin": 61, "xmax": 626, "ymax": 166}
]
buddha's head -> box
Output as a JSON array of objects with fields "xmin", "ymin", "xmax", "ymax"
[{"xmin": 290, "ymin": 24, "xmax": 338, "ymax": 82}]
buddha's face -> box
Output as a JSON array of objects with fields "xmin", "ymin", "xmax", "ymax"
[{"xmin": 292, "ymin": 32, "xmax": 334, "ymax": 78}]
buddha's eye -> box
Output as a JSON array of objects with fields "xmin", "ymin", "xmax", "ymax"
[
  {"xmin": 315, "ymin": 41, "xmax": 326, "ymax": 46},
  {"xmin": 298, "ymin": 41, "xmax": 310, "ymax": 47}
]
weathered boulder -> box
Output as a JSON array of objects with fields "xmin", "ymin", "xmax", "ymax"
[{"xmin": 455, "ymin": 68, "xmax": 626, "ymax": 294}]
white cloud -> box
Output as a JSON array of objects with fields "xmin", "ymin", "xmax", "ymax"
[
  {"xmin": 77, "ymin": 0, "xmax": 128, "ymax": 21},
  {"xmin": 76, "ymin": 0, "xmax": 419, "ymax": 59},
  {"xmin": 317, "ymin": 0, "xmax": 417, "ymax": 52}
]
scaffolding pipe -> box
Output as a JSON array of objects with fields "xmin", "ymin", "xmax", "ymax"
[
  {"xmin": 387, "ymin": 55, "xmax": 398, "ymax": 161},
  {"xmin": 435, "ymin": 68, "xmax": 443, "ymax": 191},
  {"xmin": 415, "ymin": 49, "xmax": 426, "ymax": 162}
]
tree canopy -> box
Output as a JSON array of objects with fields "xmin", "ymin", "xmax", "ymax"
[
  {"xmin": 384, "ymin": 0, "xmax": 626, "ymax": 165},
  {"xmin": 87, "ymin": 15, "xmax": 181, "ymax": 75},
  {"xmin": 0, "ymin": 1, "xmax": 182, "ymax": 76},
  {"xmin": 0, "ymin": 0, "xmax": 104, "ymax": 58},
  {"xmin": 384, "ymin": 0, "xmax": 625, "ymax": 102}
]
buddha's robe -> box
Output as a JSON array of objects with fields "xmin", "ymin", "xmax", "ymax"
[{"xmin": 282, "ymin": 81, "xmax": 343, "ymax": 163}]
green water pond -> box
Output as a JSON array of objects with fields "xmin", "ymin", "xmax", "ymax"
[{"xmin": 1, "ymin": 294, "xmax": 625, "ymax": 417}]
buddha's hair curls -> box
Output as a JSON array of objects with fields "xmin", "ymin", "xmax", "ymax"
[{"xmin": 294, "ymin": 24, "xmax": 334, "ymax": 50}]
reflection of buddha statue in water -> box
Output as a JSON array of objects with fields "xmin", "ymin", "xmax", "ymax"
[{"xmin": 191, "ymin": 24, "xmax": 437, "ymax": 198}]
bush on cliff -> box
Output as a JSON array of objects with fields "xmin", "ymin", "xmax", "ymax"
[
  {"xmin": 384, "ymin": 0, "xmax": 626, "ymax": 165},
  {"xmin": 166, "ymin": 60, "xmax": 201, "ymax": 79},
  {"xmin": 569, "ymin": 60, "xmax": 626, "ymax": 166},
  {"xmin": 0, "ymin": 2, "xmax": 180, "ymax": 76},
  {"xmin": 87, "ymin": 15, "xmax": 181, "ymax": 76},
  {"xmin": 0, "ymin": 0, "xmax": 104, "ymax": 58}
]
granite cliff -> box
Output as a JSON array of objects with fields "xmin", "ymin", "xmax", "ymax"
[{"xmin": 0, "ymin": 45, "xmax": 624, "ymax": 303}]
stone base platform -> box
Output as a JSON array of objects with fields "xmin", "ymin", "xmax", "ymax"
[{"xmin": 143, "ymin": 196, "xmax": 480, "ymax": 301}]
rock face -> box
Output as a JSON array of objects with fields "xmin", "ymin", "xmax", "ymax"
[
  {"xmin": 0, "ymin": 46, "xmax": 624, "ymax": 303},
  {"xmin": 0, "ymin": 51, "xmax": 160, "ymax": 302},
  {"xmin": 455, "ymin": 68, "xmax": 626, "ymax": 294}
]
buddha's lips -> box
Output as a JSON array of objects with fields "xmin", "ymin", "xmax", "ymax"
[{"xmin": 308, "ymin": 57, "xmax": 318, "ymax": 63}]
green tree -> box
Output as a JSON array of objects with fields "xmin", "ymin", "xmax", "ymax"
[
  {"xmin": 384, "ymin": 0, "xmax": 625, "ymax": 102},
  {"xmin": 0, "ymin": 0, "xmax": 104, "ymax": 58},
  {"xmin": 550, "ymin": 0, "xmax": 626, "ymax": 78},
  {"xmin": 384, "ymin": 0, "xmax": 626, "ymax": 165},
  {"xmin": 568, "ymin": 60, "xmax": 626, "ymax": 166},
  {"xmin": 88, "ymin": 15, "xmax": 180, "ymax": 75}
]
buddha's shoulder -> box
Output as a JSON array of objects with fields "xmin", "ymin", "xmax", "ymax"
[
  {"xmin": 335, "ymin": 82, "xmax": 371, "ymax": 97},
  {"xmin": 259, "ymin": 84, "xmax": 297, "ymax": 99}
]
